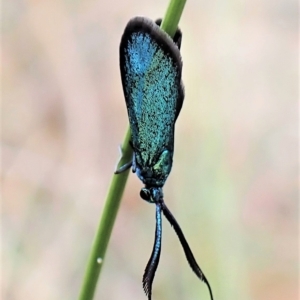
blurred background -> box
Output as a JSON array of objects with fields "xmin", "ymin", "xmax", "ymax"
[{"xmin": 2, "ymin": 0, "xmax": 298, "ymax": 299}]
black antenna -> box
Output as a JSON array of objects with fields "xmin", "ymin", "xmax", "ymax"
[
  {"xmin": 161, "ymin": 201, "xmax": 214, "ymax": 300},
  {"xmin": 143, "ymin": 203, "xmax": 162, "ymax": 300}
]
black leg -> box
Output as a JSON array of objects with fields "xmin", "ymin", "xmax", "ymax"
[{"xmin": 114, "ymin": 160, "xmax": 132, "ymax": 174}]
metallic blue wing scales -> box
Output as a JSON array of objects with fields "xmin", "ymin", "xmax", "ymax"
[{"xmin": 120, "ymin": 17, "xmax": 184, "ymax": 187}]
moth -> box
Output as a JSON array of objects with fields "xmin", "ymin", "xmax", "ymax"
[{"xmin": 117, "ymin": 16, "xmax": 213, "ymax": 300}]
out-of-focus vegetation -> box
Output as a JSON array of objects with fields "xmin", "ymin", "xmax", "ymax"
[{"xmin": 2, "ymin": 0, "xmax": 298, "ymax": 299}]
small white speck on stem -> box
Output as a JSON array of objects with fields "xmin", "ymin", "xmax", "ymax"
[{"xmin": 97, "ymin": 258, "xmax": 103, "ymax": 264}]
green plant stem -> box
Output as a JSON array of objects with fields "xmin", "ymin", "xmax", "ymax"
[
  {"xmin": 78, "ymin": 129, "xmax": 132, "ymax": 300},
  {"xmin": 161, "ymin": 0, "xmax": 186, "ymax": 36},
  {"xmin": 78, "ymin": 1, "xmax": 186, "ymax": 299}
]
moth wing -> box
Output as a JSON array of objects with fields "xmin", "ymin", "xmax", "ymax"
[{"xmin": 119, "ymin": 17, "xmax": 184, "ymax": 163}]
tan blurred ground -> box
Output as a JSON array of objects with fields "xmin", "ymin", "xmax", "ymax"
[{"xmin": 2, "ymin": 0, "xmax": 298, "ymax": 299}]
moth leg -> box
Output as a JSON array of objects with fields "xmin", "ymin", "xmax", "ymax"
[
  {"xmin": 114, "ymin": 145, "xmax": 133, "ymax": 174},
  {"xmin": 115, "ymin": 160, "xmax": 132, "ymax": 174},
  {"xmin": 132, "ymin": 151, "xmax": 137, "ymax": 173}
]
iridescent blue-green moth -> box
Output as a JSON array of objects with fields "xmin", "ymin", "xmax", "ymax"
[{"xmin": 117, "ymin": 16, "xmax": 213, "ymax": 300}]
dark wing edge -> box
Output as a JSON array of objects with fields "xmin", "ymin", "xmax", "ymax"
[
  {"xmin": 154, "ymin": 18, "xmax": 182, "ymax": 50},
  {"xmin": 154, "ymin": 18, "xmax": 184, "ymax": 120}
]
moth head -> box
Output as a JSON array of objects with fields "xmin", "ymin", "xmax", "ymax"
[
  {"xmin": 140, "ymin": 187, "xmax": 163, "ymax": 203},
  {"xmin": 140, "ymin": 188, "xmax": 151, "ymax": 202}
]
